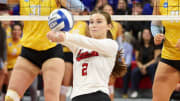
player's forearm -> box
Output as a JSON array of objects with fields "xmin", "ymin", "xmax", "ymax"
[
  {"xmin": 60, "ymin": 0, "xmax": 85, "ymax": 11},
  {"xmin": 153, "ymin": 0, "xmax": 160, "ymax": 15},
  {"xmin": 151, "ymin": 21, "xmax": 164, "ymax": 37}
]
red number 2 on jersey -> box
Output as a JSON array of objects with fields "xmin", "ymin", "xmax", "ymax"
[{"xmin": 82, "ymin": 63, "xmax": 88, "ymax": 76}]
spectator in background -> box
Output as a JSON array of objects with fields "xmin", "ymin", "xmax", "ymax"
[
  {"xmin": 12, "ymin": 4, "xmax": 19, "ymax": 15},
  {"xmin": 129, "ymin": 28, "xmax": 161, "ymax": 98},
  {"xmin": 80, "ymin": 8, "xmax": 89, "ymax": 15},
  {"xmin": 142, "ymin": 0, "xmax": 154, "ymax": 15},
  {"xmin": 127, "ymin": 0, "xmax": 142, "ymax": 9},
  {"xmin": 120, "ymin": 31, "xmax": 133, "ymax": 98},
  {"xmin": 132, "ymin": 2, "xmax": 143, "ymax": 15},
  {"xmin": 107, "ymin": 0, "xmax": 119, "ymax": 11},
  {"xmin": 0, "ymin": 4, "xmax": 9, "ymax": 14},
  {"xmin": 0, "ymin": 0, "xmax": 7, "ymax": 4},
  {"xmin": 94, "ymin": 0, "xmax": 118, "ymax": 11},
  {"xmin": 81, "ymin": 0, "xmax": 96, "ymax": 11},
  {"xmin": 125, "ymin": 2, "xmax": 150, "ymax": 47},
  {"xmin": 82, "ymin": 0, "xmax": 119, "ymax": 11},
  {"xmin": 114, "ymin": 0, "xmax": 131, "ymax": 15},
  {"xmin": 127, "ymin": 0, "xmax": 133, "ymax": 9},
  {"xmin": 94, "ymin": 0, "xmax": 108, "ymax": 10}
]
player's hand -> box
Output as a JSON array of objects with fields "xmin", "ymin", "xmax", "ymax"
[
  {"xmin": 47, "ymin": 31, "xmax": 66, "ymax": 42},
  {"xmin": 176, "ymin": 39, "xmax": 180, "ymax": 50},
  {"xmin": 175, "ymin": 83, "xmax": 180, "ymax": 91},
  {"xmin": 154, "ymin": 34, "xmax": 165, "ymax": 45}
]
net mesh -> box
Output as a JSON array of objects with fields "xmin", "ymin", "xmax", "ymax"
[{"xmin": 1, "ymin": 0, "xmax": 180, "ymax": 21}]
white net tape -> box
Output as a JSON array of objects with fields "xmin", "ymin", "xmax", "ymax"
[{"xmin": 0, "ymin": 15, "xmax": 180, "ymax": 21}]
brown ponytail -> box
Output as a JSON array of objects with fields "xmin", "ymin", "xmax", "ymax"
[
  {"xmin": 107, "ymin": 30, "xmax": 113, "ymax": 39},
  {"xmin": 90, "ymin": 10, "xmax": 127, "ymax": 77},
  {"xmin": 56, "ymin": 0, "xmax": 61, "ymax": 7},
  {"xmin": 111, "ymin": 50, "xmax": 127, "ymax": 77}
]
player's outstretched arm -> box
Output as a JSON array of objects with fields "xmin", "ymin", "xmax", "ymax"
[
  {"xmin": 59, "ymin": 0, "xmax": 85, "ymax": 11},
  {"xmin": 47, "ymin": 31, "xmax": 118, "ymax": 57}
]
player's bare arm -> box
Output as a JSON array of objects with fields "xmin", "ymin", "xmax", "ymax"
[
  {"xmin": 153, "ymin": 0, "xmax": 161, "ymax": 15},
  {"xmin": 8, "ymin": 0, "xmax": 18, "ymax": 5}
]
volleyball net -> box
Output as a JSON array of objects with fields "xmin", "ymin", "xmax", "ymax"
[
  {"xmin": 0, "ymin": 15, "xmax": 180, "ymax": 21},
  {"xmin": 0, "ymin": 0, "xmax": 180, "ymax": 21}
]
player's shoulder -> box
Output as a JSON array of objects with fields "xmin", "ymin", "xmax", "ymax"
[{"xmin": 106, "ymin": 39, "xmax": 118, "ymax": 47}]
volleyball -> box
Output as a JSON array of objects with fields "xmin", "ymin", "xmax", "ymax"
[{"xmin": 48, "ymin": 8, "xmax": 74, "ymax": 32}]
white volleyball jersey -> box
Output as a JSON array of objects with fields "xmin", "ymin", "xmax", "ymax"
[{"xmin": 62, "ymin": 33, "xmax": 118, "ymax": 99}]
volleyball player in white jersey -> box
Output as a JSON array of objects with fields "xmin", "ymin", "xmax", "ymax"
[{"xmin": 47, "ymin": 10, "xmax": 127, "ymax": 101}]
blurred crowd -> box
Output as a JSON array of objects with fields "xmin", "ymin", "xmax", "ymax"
[{"xmin": 0, "ymin": 0, "xmax": 180, "ymax": 101}]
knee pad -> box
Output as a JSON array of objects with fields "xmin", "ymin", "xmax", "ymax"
[
  {"xmin": 108, "ymin": 85, "xmax": 114, "ymax": 94},
  {"xmin": 60, "ymin": 86, "xmax": 70, "ymax": 96},
  {"xmin": 5, "ymin": 89, "xmax": 20, "ymax": 101}
]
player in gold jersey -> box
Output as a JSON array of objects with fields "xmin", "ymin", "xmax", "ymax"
[
  {"xmin": 102, "ymin": 4, "xmax": 123, "ymax": 40},
  {"xmin": 1, "ymin": 23, "xmax": 22, "ymax": 101},
  {"xmin": 60, "ymin": 10, "xmax": 88, "ymax": 101},
  {"xmin": 6, "ymin": 24, "xmax": 22, "ymax": 72},
  {"xmin": 151, "ymin": 0, "xmax": 180, "ymax": 101},
  {"xmin": 102, "ymin": 4, "xmax": 124, "ymax": 101},
  {"xmin": 6, "ymin": 0, "xmax": 85, "ymax": 101}
]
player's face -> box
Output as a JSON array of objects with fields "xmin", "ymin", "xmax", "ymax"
[
  {"xmin": 12, "ymin": 25, "xmax": 22, "ymax": 40},
  {"xmin": 89, "ymin": 13, "xmax": 111, "ymax": 39},
  {"xmin": 103, "ymin": 5, "xmax": 113, "ymax": 15}
]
